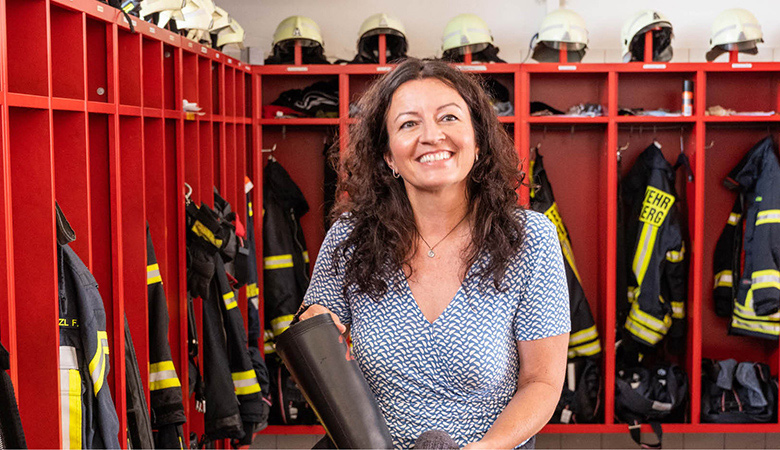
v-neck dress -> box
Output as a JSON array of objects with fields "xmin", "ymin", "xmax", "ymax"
[{"xmin": 302, "ymin": 209, "xmax": 570, "ymax": 449}]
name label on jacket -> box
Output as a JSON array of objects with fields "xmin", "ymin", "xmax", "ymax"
[{"xmin": 640, "ymin": 187, "xmax": 674, "ymax": 227}]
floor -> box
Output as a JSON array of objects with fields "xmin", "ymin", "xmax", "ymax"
[{"xmin": 250, "ymin": 432, "xmax": 780, "ymax": 449}]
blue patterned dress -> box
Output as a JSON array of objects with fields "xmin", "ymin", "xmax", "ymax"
[{"xmin": 303, "ymin": 209, "xmax": 570, "ymax": 449}]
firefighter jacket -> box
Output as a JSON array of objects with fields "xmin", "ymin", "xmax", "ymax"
[
  {"xmin": 58, "ymin": 242, "xmax": 120, "ymax": 449},
  {"xmin": 244, "ymin": 177, "xmax": 273, "ymax": 416},
  {"xmin": 712, "ymin": 136, "xmax": 780, "ymax": 339},
  {"xmin": 186, "ymin": 195, "xmax": 265, "ymax": 442},
  {"xmin": 262, "ymin": 160, "xmax": 310, "ymax": 351},
  {"xmin": 621, "ymin": 143, "xmax": 687, "ymax": 348},
  {"xmin": 147, "ymin": 226, "xmax": 186, "ymax": 448},
  {"xmin": 529, "ymin": 151, "xmax": 601, "ymax": 359},
  {"xmin": 0, "ymin": 337, "xmax": 25, "ymax": 448}
]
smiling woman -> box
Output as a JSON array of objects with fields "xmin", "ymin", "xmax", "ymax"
[{"xmin": 298, "ymin": 58, "xmax": 570, "ymax": 449}]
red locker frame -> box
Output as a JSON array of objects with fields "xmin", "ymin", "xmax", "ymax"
[
  {"xmin": 0, "ymin": 0, "xmax": 253, "ymax": 447},
  {"xmin": 252, "ymin": 58, "xmax": 780, "ymax": 437}
]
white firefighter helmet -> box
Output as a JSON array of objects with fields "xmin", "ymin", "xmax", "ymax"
[
  {"xmin": 175, "ymin": 0, "xmax": 216, "ymax": 42},
  {"xmin": 210, "ymin": 6, "xmax": 230, "ymax": 32},
  {"xmin": 531, "ymin": 9, "xmax": 589, "ymax": 62},
  {"xmin": 140, "ymin": 0, "xmax": 185, "ymax": 28},
  {"xmin": 706, "ymin": 8, "xmax": 763, "ymax": 61},
  {"xmin": 441, "ymin": 14, "xmax": 494, "ymax": 55},
  {"xmin": 358, "ymin": 13, "xmax": 406, "ymax": 40},
  {"xmin": 621, "ymin": 10, "xmax": 673, "ymax": 62},
  {"xmin": 272, "ymin": 15, "xmax": 324, "ymax": 48},
  {"xmin": 217, "ymin": 18, "xmax": 245, "ymax": 49}
]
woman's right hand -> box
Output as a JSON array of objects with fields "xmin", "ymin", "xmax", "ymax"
[{"xmin": 299, "ymin": 304, "xmax": 347, "ymax": 334}]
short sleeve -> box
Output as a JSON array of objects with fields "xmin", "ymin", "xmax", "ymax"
[
  {"xmin": 513, "ymin": 212, "xmax": 571, "ymax": 341},
  {"xmin": 302, "ymin": 219, "xmax": 352, "ymax": 326}
]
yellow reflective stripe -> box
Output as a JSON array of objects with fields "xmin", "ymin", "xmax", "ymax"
[
  {"xmin": 733, "ymin": 296, "xmax": 780, "ymax": 319},
  {"xmin": 671, "ymin": 301, "xmax": 685, "ymax": 319},
  {"xmin": 714, "ymin": 270, "xmax": 733, "ymax": 288},
  {"xmin": 271, "ymin": 314, "xmax": 294, "ymax": 336},
  {"xmin": 223, "ymin": 291, "xmax": 237, "ymax": 310},
  {"xmin": 625, "ymin": 317, "xmax": 664, "ymax": 345},
  {"xmin": 732, "ymin": 315, "xmax": 780, "ymax": 336},
  {"xmin": 303, "ymin": 251, "xmax": 309, "ymax": 264},
  {"xmin": 90, "ymin": 331, "xmax": 109, "ymax": 394},
  {"xmin": 666, "ymin": 242, "xmax": 685, "ymax": 263},
  {"xmin": 751, "ymin": 270, "xmax": 780, "ymax": 290},
  {"xmin": 728, "ymin": 212, "xmax": 741, "ymax": 226},
  {"xmin": 150, "ymin": 378, "xmax": 182, "ymax": 391},
  {"xmin": 232, "ymin": 370, "xmax": 257, "ymax": 381},
  {"xmin": 60, "ymin": 346, "xmax": 81, "ymax": 450},
  {"xmin": 756, "ymin": 210, "xmax": 780, "ymax": 226},
  {"xmin": 150, "ymin": 361, "xmax": 176, "ymax": 373},
  {"xmin": 147, "ymin": 263, "xmax": 162, "ymax": 285},
  {"xmin": 264, "ymin": 342, "xmax": 276, "ymax": 354},
  {"xmin": 150, "ymin": 361, "xmax": 181, "ymax": 391},
  {"xmin": 569, "ymin": 325, "xmax": 599, "ymax": 346},
  {"xmin": 629, "ymin": 301, "xmax": 671, "ymax": 334},
  {"xmin": 247, "ymin": 283, "xmax": 259, "ymax": 298},
  {"xmin": 632, "ymin": 221, "xmax": 660, "ymax": 286},
  {"xmin": 232, "ymin": 370, "xmax": 261, "ymax": 395},
  {"xmin": 568, "ymin": 339, "xmax": 601, "ymax": 358},
  {"xmin": 265, "ymin": 254, "xmax": 294, "ymax": 270},
  {"xmin": 248, "ymin": 202, "xmax": 254, "ymax": 217},
  {"xmin": 191, "ymin": 220, "xmax": 223, "ymax": 247},
  {"xmin": 69, "ymin": 370, "xmax": 82, "ymax": 449},
  {"xmin": 627, "ymin": 286, "xmax": 638, "ymax": 303},
  {"xmin": 544, "ymin": 203, "xmax": 582, "ymax": 282}
]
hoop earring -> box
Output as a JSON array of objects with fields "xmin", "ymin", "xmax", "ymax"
[
  {"xmin": 475, "ymin": 153, "xmax": 479, "ymax": 162},
  {"xmin": 392, "ymin": 168, "xmax": 400, "ymax": 178}
]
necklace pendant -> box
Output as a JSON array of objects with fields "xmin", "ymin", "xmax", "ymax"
[{"xmin": 427, "ymin": 249, "xmax": 435, "ymax": 258}]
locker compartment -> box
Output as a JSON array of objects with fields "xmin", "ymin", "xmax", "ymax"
[
  {"xmin": 211, "ymin": 61, "xmax": 220, "ymax": 115},
  {"xmin": 6, "ymin": 0, "xmax": 48, "ymax": 96},
  {"xmin": 618, "ymin": 72, "xmax": 697, "ymax": 115},
  {"xmin": 198, "ymin": 57, "xmax": 212, "ymax": 115},
  {"xmin": 700, "ymin": 125, "xmax": 780, "ymax": 367},
  {"xmin": 261, "ymin": 125, "xmax": 338, "ymax": 268},
  {"xmin": 118, "ymin": 30, "xmax": 142, "ymax": 106},
  {"xmin": 225, "ymin": 67, "xmax": 236, "ymax": 117},
  {"xmin": 9, "ymin": 107, "xmax": 58, "ymax": 447},
  {"xmin": 142, "ymin": 39, "xmax": 164, "ymax": 108},
  {"xmin": 182, "ymin": 51, "xmax": 198, "ymax": 108},
  {"xmin": 50, "ymin": 6, "xmax": 85, "ymax": 100},
  {"xmin": 706, "ymin": 71, "xmax": 780, "ymax": 115},
  {"xmin": 530, "ymin": 126, "xmax": 610, "ymax": 337},
  {"xmin": 163, "ymin": 45, "xmax": 177, "ymax": 110},
  {"xmin": 529, "ymin": 72, "xmax": 608, "ymax": 117},
  {"xmin": 86, "ymin": 18, "xmax": 111, "ymax": 103}
]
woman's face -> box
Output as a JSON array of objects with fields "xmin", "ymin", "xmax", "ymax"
[{"xmin": 384, "ymin": 78, "xmax": 478, "ymax": 195}]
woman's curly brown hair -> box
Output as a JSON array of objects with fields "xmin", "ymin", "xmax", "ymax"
[{"xmin": 331, "ymin": 58, "xmax": 526, "ymax": 300}]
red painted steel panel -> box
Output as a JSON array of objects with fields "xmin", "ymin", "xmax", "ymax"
[
  {"xmin": 9, "ymin": 107, "xmax": 59, "ymax": 448},
  {"xmin": 142, "ymin": 39, "xmax": 163, "ymax": 109},
  {"xmin": 53, "ymin": 111, "xmax": 92, "ymax": 260},
  {"xmin": 50, "ymin": 5, "xmax": 85, "ymax": 100}
]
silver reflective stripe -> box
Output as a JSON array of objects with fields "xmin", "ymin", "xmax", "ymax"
[
  {"xmin": 60, "ymin": 346, "xmax": 78, "ymax": 370},
  {"xmin": 652, "ymin": 400, "xmax": 672, "ymax": 411},
  {"xmin": 233, "ymin": 377, "xmax": 258, "ymax": 389},
  {"xmin": 251, "ymin": 297, "xmax": 259, "ymax": 310},
  {"xmin": 753, "ymin": 274, "xmax": 780, "ymax": 285},
  {"xmin": 149, "ymin": 370, "xmax": 178, "ymax": 383},
  {"xmin": 728, "ymin": 213, "xmax": 741, "ymax": 225}
]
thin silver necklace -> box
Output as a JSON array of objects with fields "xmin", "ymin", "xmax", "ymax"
[{"xmin": 418, "ymin": 213, "xmax": 469, "ymax": 258}]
